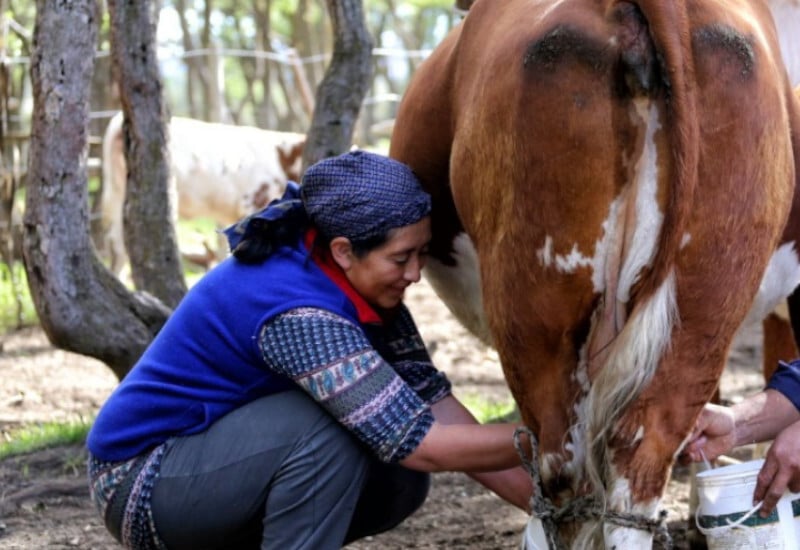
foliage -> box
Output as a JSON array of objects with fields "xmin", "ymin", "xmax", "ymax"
[
  {"xmin": 0, "ymin": 419, "xmax": 92, "ymax": 460},
  {"xmin": 0, "ymin": 214, "xmax": 220, "ymax": 336},
  {"xmin": 150, "ymin": 0, "xmax": 459, "ymax": 132},
  {"xmin": 2, "ymin": 1, "xmax": 36, "ymax": 58},
  {"xmin": 0, "ymin": 261, "xmax": 38, "ymax": 332}
]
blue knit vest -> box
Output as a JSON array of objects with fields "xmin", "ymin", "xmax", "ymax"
[{"xmin": 87, "ymin": 242, "xmax": 360, "ymax": 462}]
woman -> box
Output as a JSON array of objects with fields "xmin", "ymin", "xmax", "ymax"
[
  {"xmin": 87, "ymin": 150, "xmax": 533, "ymax": 549},
  {"xmin": 684, "ymin": 359, "xmax": 800, "ymax": 517}
]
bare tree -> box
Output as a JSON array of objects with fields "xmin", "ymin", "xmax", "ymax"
[
  {"xmin": 107, "ymin": 0, "xmax": 186, "ymax": 307},
  {"xmin": 21, "ymin": 0, "xmax": 378, "ymax": 381},
  {"xmin": 302, "ymin": 0, "xmax": 373, "ymax": 167},
  {"xmin": 24, "ymin": 0, "xmax": 170, "ymax": 381}
]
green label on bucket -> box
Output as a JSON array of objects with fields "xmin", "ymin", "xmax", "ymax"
[
  {"xmin": 699, "ymin": 508, "xmax": 779, "ymax": 529},
  {"xmin": 793, "ymin": 498, "xmax": 800, "ymax": 518}
]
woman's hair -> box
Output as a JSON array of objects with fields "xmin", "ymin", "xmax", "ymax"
[
  {"xmin": 310, "ymin": 227, "xmax": 391, "ymax": 260},
  {"xmin": 230, "ymin": 206, "xmax": 307, "ymax": 264},
  {"xmin": 224, "ymin": 150, "xmax": 431, "ymax": 264}
]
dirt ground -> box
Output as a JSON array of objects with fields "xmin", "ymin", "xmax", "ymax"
[{"xmin": 0, "ymin": 277, "xmax": 768, "ymax": 549}]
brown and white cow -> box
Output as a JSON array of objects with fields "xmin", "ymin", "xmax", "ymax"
[
  {"xmin": 99, "ymin": 112, "xmax": 305, "ymax": 274},
  {"xmin": 390, "ymin": 0, "xmax": 799, "ymax": 547}
]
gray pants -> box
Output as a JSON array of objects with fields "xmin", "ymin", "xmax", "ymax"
[{"xmin": 150, "ymin": 390, "xmax": 429, "ymax": 549}]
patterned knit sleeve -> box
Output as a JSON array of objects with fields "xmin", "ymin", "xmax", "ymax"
[
  {"xmin": 373, "ymin": 304, "xmax": 452, "ymax": 405},
  {"xmin": 258, "ymin": 307, "xmax": 434, "ymax": 463}
]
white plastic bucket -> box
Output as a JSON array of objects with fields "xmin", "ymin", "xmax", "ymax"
[
  {"xmin": 520, "ymin": 516, "xmax": 549, "ymax": 550},
  {"xmin": 696, "ymin": 458, "xmax": 800, "ymax": 549}
]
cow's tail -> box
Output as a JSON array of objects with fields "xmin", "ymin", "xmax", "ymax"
[
  {"xmin": 615, "ymin": 1, "xmax": 699, "ymax": 299},
  {"xmin": 581, "ymin": 0, "xmax": 699, "ymax": 505}
]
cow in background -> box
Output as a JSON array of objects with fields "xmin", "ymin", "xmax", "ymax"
[
  {"xmin": 770, "ymin": 0, "xmax": 800, "ymax": 85},
  {"xmin": 99, "ymin": 112, "xmax": 305, "ymax": 274},
  {"xmin": 390, "ymin": 0, "xmax": 799, "ymax": 547}
]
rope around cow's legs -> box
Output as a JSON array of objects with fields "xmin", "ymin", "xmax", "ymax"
[{"xmin": 512, "ymin": 426, "xmax": 673, "ymax": 549}]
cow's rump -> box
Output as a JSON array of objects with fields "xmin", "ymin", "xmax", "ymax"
[{"xmin": 390, "ymin": 0, "xmax": 798, "ymax": 547}]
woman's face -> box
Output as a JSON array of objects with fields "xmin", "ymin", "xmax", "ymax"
[{"xmin": 341, "ymin": 217, "xmax": 432, "ymax": 309}]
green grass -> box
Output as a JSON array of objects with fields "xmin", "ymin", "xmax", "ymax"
[
  {"xmin": 0, "ymin": 419, "xmax": 92, "ymax": 460},
  {"xmin": 460, "ymin": 394, "xmax": 519, "ymax": 424},
  {"xmin": 0, "ymin": 396, "xmax": 517, "ymax": 461}
]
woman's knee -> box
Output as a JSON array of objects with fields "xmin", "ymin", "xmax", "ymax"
[
  {"xmin": 391, "ymin": 467, "xmax": 430, "ymax": 516},
  {"xmin": 344, "ymin": 463, "xmax": 430, "ymax": 543}
]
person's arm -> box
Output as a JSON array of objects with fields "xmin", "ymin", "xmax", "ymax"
[
  {"xmin": 752, "ymin": 360, "xmax": 800, "ymax": 514},
  {"xmin": 729, "ymin": 389, "xmax": 799, "ymax": 447},
  {"xmin": 372, "ymin": 305, "xmax": 534, "ymax": 504},
  {"xmin": 259, "ymin": 308, "xmax": 532, "ymax": 481},
  {"xmin": 684, "ymin": 388, "xmax": 800, "ymax": 516},
  {"xmin": 684, "ymin": 389, "xmax": 797, "ymax": 461},
  {"xmin": 405, "ymin": 395, "xmax": 532, "ymax": 512}
]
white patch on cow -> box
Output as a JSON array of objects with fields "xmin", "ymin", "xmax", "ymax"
[
  {"xmin": 681, "ymin": 232, "xmax": 691, "ymax": 249},
  {"xmin": 422, "ymin": 232, "xmax": 493, "ymax": 345},
  {"xmin": 540, "ymin": 194, "xmax": 625, "ymax": 293},
  {"xmin": 590, "ymin": 195, "xmax": 624, "ymax": 293},
  {"xmin": 582, "ymin": 270, "xmax": 678, "ymax": 502},
  {"xmin": 540, "ymin": 451, "xmax": 562, "ymax": 485},
  {"xmin": 735, "ymin": 241, "xmax": 800, "ymax": 338},
  {"xmin": 563, "ymin": 99, "xmax": 675, "ymax": 506},
  {"xmin": 99, "ymin": 112, "xmax": 305, "ymax": 274},
  {"xmin": 538, "ymin": 235, "xmax": 594, "ymax": 275},
  {"xmin": 602, "ymin": 476, "xmax": 660, "ymax": 549},
  {"xmin": 168, "ymin": 117, "xmax": 303, "ymax": 222},
  {"xmin": 540, "ymin": 99, "xmax": 664, "ymax": 291},
  {"xmin": 565, "ymin": 344, "xmax": 591, "ymax": 487},
  {"xmin": 616, "ymin": 99, "xmax": 664, "ymax": 303},
  {"xmin": 536, "ymin": 235, "xmax": 554, "ymax": 268},
  {"xmin": 555, "ymin": 243, "xmax": 593, "ymax": 272},
  {"xmin": 633, "ymin": 425, "xmax": 645, "ymax": 444}
]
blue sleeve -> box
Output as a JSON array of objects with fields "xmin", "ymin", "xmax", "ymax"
[{"xmin": 766, "ymin": 360, "xmax": 800, "ymax": 413}]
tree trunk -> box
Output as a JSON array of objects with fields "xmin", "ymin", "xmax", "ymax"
[
  {"xmin": 25, "ymin": 0, "xmax": 171, "ymax": 381},
  {"xmin": 175, "ymin": 0, "xmax": 201, "ymax": 119},
  {"xmin": 302, "ymin": 0, "xmax": 373, "ymax": 168},
  {"xmin": 107, "ymin": 0, "xmax": 186, "ymax": 307}
]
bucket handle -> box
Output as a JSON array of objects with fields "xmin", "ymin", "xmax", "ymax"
[{"xmin": 695, "ymin": 500, "xmax": 762, "ymax": 545}]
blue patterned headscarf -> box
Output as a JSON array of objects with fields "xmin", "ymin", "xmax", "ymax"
[
  {"xmin": 302, "ymin": 150, "xmax": 431, "ymax": 242},
  {"xmin": 223, "ymin": 150, "xmax": 431, "ymax": 260}
]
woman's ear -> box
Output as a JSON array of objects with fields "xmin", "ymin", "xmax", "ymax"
[{"xmin": 329, "ymin": 237, "xmax": 354, "ymax": 270}]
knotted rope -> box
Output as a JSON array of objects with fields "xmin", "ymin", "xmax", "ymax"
[{"xmin": 513, "ymin": 426, "xmax": 673, "ymax": 549}]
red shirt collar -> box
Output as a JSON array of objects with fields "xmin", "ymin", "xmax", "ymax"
[{"xmin": 304, "ymin": 227, "xmax": 383, "ymax": 325}]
